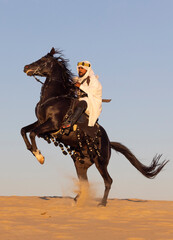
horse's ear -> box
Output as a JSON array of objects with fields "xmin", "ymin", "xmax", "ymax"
[{"xmin": 49, "ymin": 47, "xmax": 56, "ymax": 56}]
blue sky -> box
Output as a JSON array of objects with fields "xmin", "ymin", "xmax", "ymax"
[{"xmin": 0, "ymin": 0, "xmax": 173, "ymax": 200}]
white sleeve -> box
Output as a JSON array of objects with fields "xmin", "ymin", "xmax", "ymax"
[{"xmin": 79, "ymin": 76, "xmax": 102, "ymax": 96}]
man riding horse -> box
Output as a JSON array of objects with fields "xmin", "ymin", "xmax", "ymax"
[
  {"xmin": 21, "ymin": 48, "xmax": 168, "ymax": 206},
  {"xmin": 62, "ymin": 61, "xmax": 102, "ymax": 134}
]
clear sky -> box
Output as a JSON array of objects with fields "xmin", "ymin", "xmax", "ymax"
[{"xmin": 0, "ymin": 0, "xmax": 173, "ymax": 200}]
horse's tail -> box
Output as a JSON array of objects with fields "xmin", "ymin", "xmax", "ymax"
[{"xmin": 110, "ymin": 142, "xmax": 169, "ymax": 178}]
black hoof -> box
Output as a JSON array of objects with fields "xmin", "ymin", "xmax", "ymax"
[
  {"xmin": 98, "ymin": 202, "xmax": 107, "ymax": 207},
  {"xmin": 74, "ymin": 194, "xmax": 80, "ymax": 202},
  {"xmin": 74, "ymin": 197, "xmax": 78, "ymax": 202}
]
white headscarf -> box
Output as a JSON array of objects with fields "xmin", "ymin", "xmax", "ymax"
[{"xmin": 77, "ymin": 61, "xmax": 92, "ymax": 82}]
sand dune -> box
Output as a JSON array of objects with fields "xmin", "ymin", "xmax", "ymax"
[{"xmin": 0, "ymin": 196, "xmax": 173, "ymax": 240}]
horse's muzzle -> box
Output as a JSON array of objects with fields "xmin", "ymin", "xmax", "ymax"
[{"xmin": 24, "ymin": 65, "xmax": 34, "ymax": 76}]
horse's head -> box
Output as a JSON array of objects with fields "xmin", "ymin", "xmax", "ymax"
[
  {"xmin": 24, "ymin": 48, "xmax": 75, "ymax": 97},
  {"xmin": 24, "ymin": 48, "xmax": 58, "ymax": 77}
]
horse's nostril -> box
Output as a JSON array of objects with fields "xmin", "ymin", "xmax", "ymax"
[{"xmin": 24, "ymin": 65, "xmax": 29, "ymax": 73}]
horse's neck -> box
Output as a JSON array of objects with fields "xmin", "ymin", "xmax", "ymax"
[{"xmin": 40, "ymin": 76, "xmax": 67, "ymax": 103}]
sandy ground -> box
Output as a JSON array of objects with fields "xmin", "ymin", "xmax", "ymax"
[{"xmin": 0, "ymin": 195, "xmax": 173, "ymax": 240}]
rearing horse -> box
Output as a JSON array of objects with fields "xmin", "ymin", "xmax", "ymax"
[{"xmin": 21, "ymin": 48, "xmax": 168, "ymax": 206}]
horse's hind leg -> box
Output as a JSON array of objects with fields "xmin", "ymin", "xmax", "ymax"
[
  {"xmin": 95, "ymin": 126, "xmax": 113, "ymax": 206},
  {"xmin": 95, "ymin": 163, "xmax": 113, "ymax": 206}
]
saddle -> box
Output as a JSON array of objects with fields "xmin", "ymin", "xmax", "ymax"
[
  {"xmin": 75, "ymin": 113, "xmax": 99, "ymax": 138},
  {"xmin": 49, "ymin": 99, "xmax": 102, "ymax": 162}
]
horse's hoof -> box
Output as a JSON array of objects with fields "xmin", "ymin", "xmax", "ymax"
[
  {"xmin": 33, "ymin": 150, "xmax": 45, "ymax": 164},
  {"xmin": 97, "ymin": 202, "xmax": 107, "ymax": 207}
]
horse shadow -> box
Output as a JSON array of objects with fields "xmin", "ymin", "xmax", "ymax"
[
  {"xmin": 39, "ymin": 196, "xmax": 73, "ymax": 201},
  {"xmin": 39, "ymin": 196, "xmax": 148, "ymax": 203}
]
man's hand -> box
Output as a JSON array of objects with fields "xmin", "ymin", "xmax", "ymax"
[{"xmin": 75, "ymin": 82, "xmax": 81, "ymax": 88}]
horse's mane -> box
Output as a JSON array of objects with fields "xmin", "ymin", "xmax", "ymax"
[
  {"xmin": 50, "ymin": 48, "xmax": 74, "ymax": 85},
  {"xmin": 46, "ymin": 47, "xmax": 76, "ymax": 97}
]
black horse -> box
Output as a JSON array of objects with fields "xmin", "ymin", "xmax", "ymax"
[{"xmin": 21, "ymin": 48, "xmax": 168, "ymax": 206}]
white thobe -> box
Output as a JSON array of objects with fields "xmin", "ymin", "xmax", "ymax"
[{"xmin": 76, "ymin": 70, "xmax": 102, "ymax": 127}]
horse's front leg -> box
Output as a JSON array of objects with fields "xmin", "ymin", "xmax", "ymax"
[
  {"xmin": 29, "ymin": 118, "xmax": 57, "ymax": 164},
  {"xmin": 73, "ymin": 157, "xmax": 91, "ymax": 204},
  {"xmin": 21, "ymin": 121, "xmax": 39, "ymax": 152},
  {"xmin": 29, "ymin": 130, "xmax": 45, "ymax": 164}
]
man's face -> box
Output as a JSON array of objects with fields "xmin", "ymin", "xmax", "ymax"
[{"xmin": 78, "ymin": 67, "xmax": 87, "ymax": 77}]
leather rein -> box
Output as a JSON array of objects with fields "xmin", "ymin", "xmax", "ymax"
[{"xmin": 33, "ymin": 75, "xmax": 44, "ymax": 84}]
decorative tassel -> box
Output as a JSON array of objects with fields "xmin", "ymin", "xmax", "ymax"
[{"xmin": 59, "ymin": 143, "xmax": 68, "ymax": 155}]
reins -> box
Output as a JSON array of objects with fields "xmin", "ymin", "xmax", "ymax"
[
  {"xmin": 33, "ymin": 75, "xmax": 43, "ymax": 84},
  {"xmin": 32, "ymin": 63, "xmax": 47, "ymax": 85}
]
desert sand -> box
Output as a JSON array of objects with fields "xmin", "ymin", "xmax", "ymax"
[{"xmin": 0, "ymin": 193, "xmax": 173, "ymax": 240}]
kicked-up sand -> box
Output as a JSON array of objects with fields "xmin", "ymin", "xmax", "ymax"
[{"xmin": 0, "ymin": 193, "xmax": 173, "ymax": 240}]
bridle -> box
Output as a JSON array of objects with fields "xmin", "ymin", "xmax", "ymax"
[
  {"xmin": 33, "ymin": 75, "xmax": 43, "ymax": 84},
  {"xmin": 31, "ymin": 63, "xmax": 48, "ymax": 85},
  {"xmin": 27, "ymin": 59, "xmax": 73, "ymax": 90}
]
